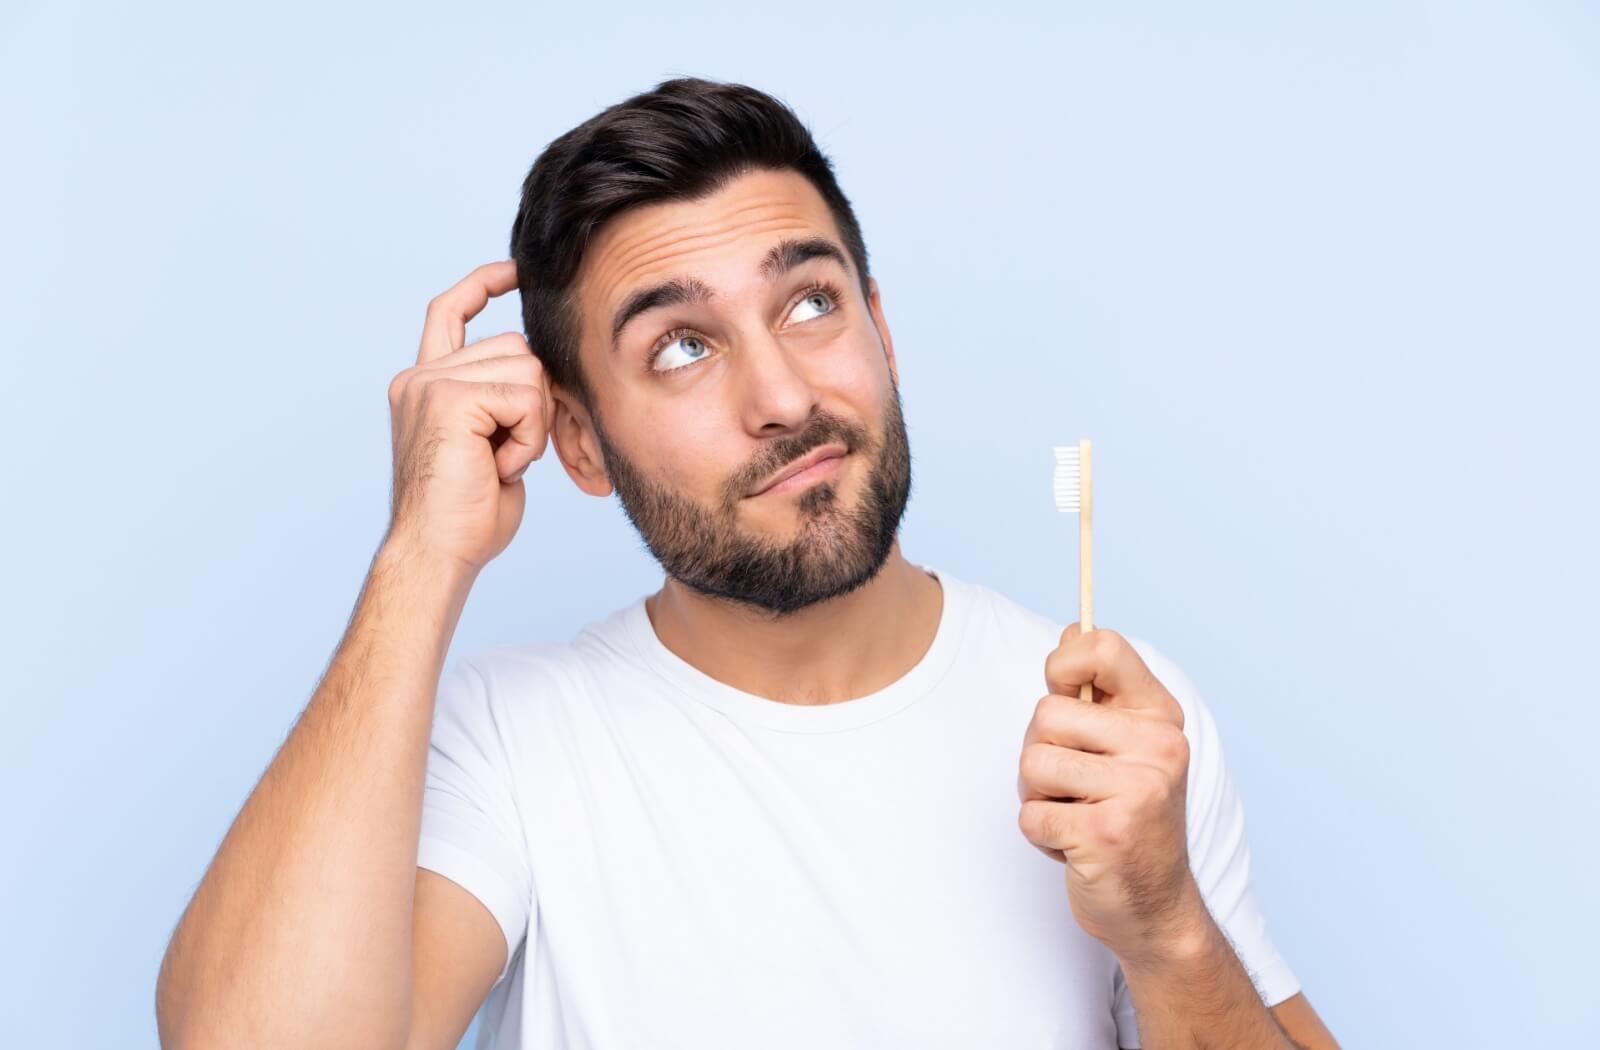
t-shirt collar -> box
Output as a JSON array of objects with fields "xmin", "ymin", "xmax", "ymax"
[{"xmin": 623, "ymin": 564, "xmax": 971, "ymax": 734}]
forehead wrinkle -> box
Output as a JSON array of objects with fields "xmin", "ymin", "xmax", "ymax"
[
  {"xmin": 593, "ymin": 216, "xmax": 834, "ymax": 353},
  {"xmin": 600, "ymin": 207, "xmax": 822, "ymax": 292}
]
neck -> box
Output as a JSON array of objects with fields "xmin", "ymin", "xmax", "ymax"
[{"xmin": 643, "ymin": 539, "xmax": 944, "ymax": 706}]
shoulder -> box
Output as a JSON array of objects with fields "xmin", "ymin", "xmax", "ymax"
[
  {"xmin": 944, "ymin": 572, "xmax": 1222, "ymax": 742},
  {"xmin": 948, "ymin": 573, "xmax": 1191, "ymax": 696},
  {"xmin": 438, "ymin": 601, "xmax": 643, "ymax": 722},
  {"xmin": 939, "ymin": 570, "xmax": 1063, "ymax": 657},
  {"xmin": 452, "ymin": 638, "xmax": 591, "ymax": 690}
]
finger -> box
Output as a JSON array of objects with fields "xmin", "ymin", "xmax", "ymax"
[
  {"xmin": 391, "ymin": 334, "xmax": 539, "ymax": 424},
  {"xmin": 433, "ymin": 357, "xmax": 550, "ymax": 471},
  {"xmin": 1022, "ymin": 692, "xmax": 1143, "ymax": 754},
  {"xmin": 1045, "ymin": 624, "xmax": 1157, "ymax": 704},
  {"xmin": 422, "ymin": 350, "xmax": 547, "ymax": 464},
  {"xmin": 418, "ymin": 260, "xmax": 520, "ymax": 365},
  {"xmin": 1019, "ymin": 797, "xmax": 1091, "ymax": 858},
  {"xmin": 1018, "ymin": 741, "xmax": 1123, "ymax": 803},
  {"xmin": 434, "ymin": 377, "xmax": 549, "ymax": 481},
  {"xmin": 414, "ymin": 330, "xmax": 532, "ymax": 372},
  {"xmin": 420, "ymin": 351, "xmax": 545, "ymax": 390},
  {"xmin": 485, "ymin": 383, "xmax": 549, "ymax": 481}
]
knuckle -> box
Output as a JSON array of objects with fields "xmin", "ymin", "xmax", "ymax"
[
  {"xmin": 1141, "ymin": 765, "xmax": 1173, "ymax": 805},
  {"xmin": 1019, "ymin": 742, "xmax": 1054, "ymax": 786},
  {"xmin": 424, "ymin": 375, "xmax": 457, "ymax": 402},
  {"xmin": 1157, "ymin": 722, "xmax": 1189, "ymax": 766},
  {"xmin": 416, "ymin": 376, "xmax": 458, "ymax": 416},
  {"xmin": 1043, "ymin": 648, "xmax": 1064, "ymax": 683},
  {"xmin": 1097, "ymin": 805, "xmax": 1131, "ymax": 849},
  {"xmin": 1018, "ymin": 800, "xmax": 1043, "ymax": 839},
  {"xmin": 1089, "ymin": 628, "xmax": 1122, "ymax": 659},
  {"xmin": 1022, "ymin": 801, "xmax": 1057, "ymax": 843},
  {"xmin": 387, "ymin": 369, "xmax": 412, "ymax": 403},
  {"xmin": 1032, "ymin": 693, "xmax": 1067, "ymax": 733}
]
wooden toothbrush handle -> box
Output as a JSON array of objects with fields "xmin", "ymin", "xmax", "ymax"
[{"xmin": 1078, "ymin": 438, "xmax": 1094, "ymax": 704}]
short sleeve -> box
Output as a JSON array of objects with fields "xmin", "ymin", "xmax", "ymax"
[
  {"xmin": 418, "ymin": 652, "xmax": 533, "ymax": 987},
  {"xmin": 1111, "ymin": 639, "xmax": 1301, "ymax": 1048}
]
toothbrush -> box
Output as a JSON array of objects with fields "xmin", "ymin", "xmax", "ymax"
[{"xmin": 1053, "ymin": 439, "xmax": 1094, "ymax": 704}]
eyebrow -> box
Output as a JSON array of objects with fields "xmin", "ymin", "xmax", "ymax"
[{"xmin": 609, "ymin": 235, "xmax": 850, "ymax": 352}]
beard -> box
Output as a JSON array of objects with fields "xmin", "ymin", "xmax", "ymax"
[{"xmin": 592, "ymin": 382, "xmax": 913, "ymax": 617}]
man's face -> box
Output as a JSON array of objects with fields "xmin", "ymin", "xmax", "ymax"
[{"xmin": 565, "ymin": 166, "xmax": 912, "ymax": 616}]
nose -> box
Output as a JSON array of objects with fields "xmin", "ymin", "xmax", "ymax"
[{"xmin": 735, "ymin": 330, "xmax": 821, "ymax": 437}]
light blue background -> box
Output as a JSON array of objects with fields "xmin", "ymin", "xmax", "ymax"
[{"xmin": 3, "ymin": 1, "xmax": 1596, "ymax": 1046}]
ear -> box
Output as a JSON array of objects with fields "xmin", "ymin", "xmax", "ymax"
[
  {"xmin": 865, "ymin": 276, "xmax": 899, "ymax": 386},
  {"xmin": 548, "ymin": 388, "xmax": 614, "ymax": 498}
]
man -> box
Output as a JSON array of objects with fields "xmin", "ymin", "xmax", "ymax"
[{"xmin": 155, "ymin": 77, "xmax": 1338, "ymax": 1049}]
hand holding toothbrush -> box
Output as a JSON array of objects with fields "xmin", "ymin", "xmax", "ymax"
[
  {"xmin": 1017, "ymin": 623, "xmax": 1206, "ymax": 969},
  {"xmin": 1016, "ymin": 439, "xmax": 1209, "ymax": 968}
]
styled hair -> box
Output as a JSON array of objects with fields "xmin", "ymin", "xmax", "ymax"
[{"xmin": 507, "ymin": 76, "xmax": 873, "ymax": 414}]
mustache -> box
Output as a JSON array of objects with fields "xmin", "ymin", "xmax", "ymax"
[{"xmin": 728, "ymin": 412, "xmax": 864, "ymax": 500}]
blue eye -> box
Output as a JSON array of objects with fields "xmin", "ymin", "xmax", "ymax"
[
  {"xmin": 651, "ymin": 331, "xmax": 710, "ymax": 373},
  {"xmin": 789, "ymin": 288, "xmax": 836, "ymax": 323},
  {"xmin": 645, "ymin": 282, "xmax": 843, "ymax": 375}
]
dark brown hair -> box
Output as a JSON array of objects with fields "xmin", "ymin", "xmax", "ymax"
[{"xmin": 507, "ymin": 76, "xmax": 873, "ymax": 414}]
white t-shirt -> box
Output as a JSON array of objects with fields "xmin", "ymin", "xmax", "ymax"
[{"xmin": 417, "ymin": 564, "xmax": 1299, "ymax": 1049}]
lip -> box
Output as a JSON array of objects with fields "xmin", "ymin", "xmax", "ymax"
[{"xmin": 750, "ymin": 443, "xmax": 848, "ymax": 497}]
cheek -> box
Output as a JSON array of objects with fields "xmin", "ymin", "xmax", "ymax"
[
  {"xmin": 637, "ymin": 406, "xmax": 732, "ymax": 490},
  {"xmin": 806, "ymin": 330, "xmax": 892, "ymax": 403}
]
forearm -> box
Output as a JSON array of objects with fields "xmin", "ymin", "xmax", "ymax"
[
  {"xmin": 1118, "ymin": 890, "xmax": 1296, "ymax": 1050},
  {"xmin": 155, "ymin": 539, "xmax": 476, "ymax": 1050}
]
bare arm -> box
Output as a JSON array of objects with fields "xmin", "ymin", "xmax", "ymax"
[
  {"xmin": 155, "ymin": 539, "xmax": 491, "ymax": 1049},
  {"xmin": 1116, "ymin": 899, "xmax": 1338, "ymax": 1050},
  {"xmin": 156, "ymin": 259, "xmax": 552, "ymax": 1050},
  {"xmin": 406, "ymin": 868, "xmax": 512, "ymax": 1050},
  {"xmin": 1270, "ymin": 992, "xmax": 1341, "ymax": 1050}
]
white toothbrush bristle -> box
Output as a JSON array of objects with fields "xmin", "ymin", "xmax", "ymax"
[{"xmin": 1053, "ymin": 444, "xmax": 1082, "ymax": 513}]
